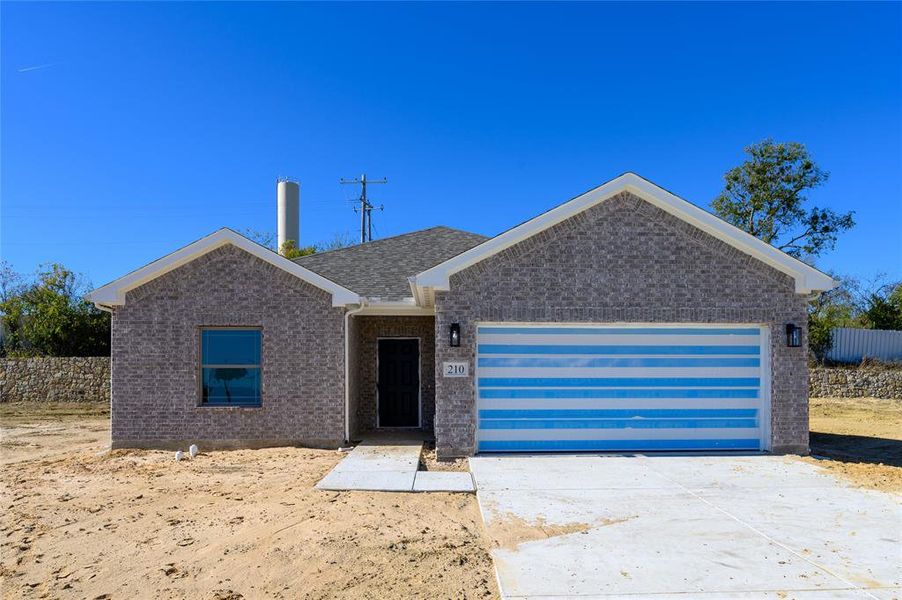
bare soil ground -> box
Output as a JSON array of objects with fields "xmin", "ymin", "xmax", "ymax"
[
  {"xmin": 3, "ymin": 397, "xmax": 897, "ymax": 598},
  {"xmin": 805, "ymin": 397, "xmax": 902, "ymax": 492},
  {"xmin": 0, "ymin": 404, "xmax": 498, "ymax": 600},
  {"xmin": 419, "ymin": 443, "xmax": 469, "ymax": 473}
]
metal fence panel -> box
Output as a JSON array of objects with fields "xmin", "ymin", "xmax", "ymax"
[{"xmin": 826, "ymin": 327, "xmax": 902, "ymax": 363}]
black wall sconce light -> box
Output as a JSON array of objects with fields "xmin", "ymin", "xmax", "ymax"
[
  {"xmin": 785, "ymin": 324, "xmax": 802, "ymax": 347},
  {"xmin": 449, "ymin": 323, "xmax": 461, "ymax": 347}
]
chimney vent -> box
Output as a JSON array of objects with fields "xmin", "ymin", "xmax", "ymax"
[{"xmin": 277, "ymin": 179, "xmax": 300, "ymax": 255}]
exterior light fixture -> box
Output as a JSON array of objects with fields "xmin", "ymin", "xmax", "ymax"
[
  {"xmin": 449, "ymin": 323, "xmax": 461, "ymax": 347},
  {"xmin": 785, "ymin": 324, "xmax": 802, "ymax": 347}
]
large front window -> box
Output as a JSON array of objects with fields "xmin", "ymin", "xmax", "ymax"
[{"xmin": 200, "ymin": 328, "xmax": 262, "ymax": 406}]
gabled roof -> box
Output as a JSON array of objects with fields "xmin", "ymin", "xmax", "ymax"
[
  {"xmin": 412, "ymin": 172, "xmax": 837, "ymax": 301},
  {"xmin": 89, "ymin": 174, "xmax": 837, "ymax": 313},
  {"xmin": 86, "ymin": 228, "xmax": 360, "ymax": 309},
  {"xmin": 294, "ymin": 226, "xmax": 487, "ymax": 301}
]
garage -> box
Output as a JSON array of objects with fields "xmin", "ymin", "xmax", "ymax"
[
  {"xmin": 416, "ymin": 174, "xmax": 832, "ymax": 456},
  {"xmin": 475, "ymin": 324, "xmax": 769, "ymax": 453}
]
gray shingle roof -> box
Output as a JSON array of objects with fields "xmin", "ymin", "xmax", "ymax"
[{"xmin": 293, "ymin": 226, "xmax": 488, "ymax": 300}]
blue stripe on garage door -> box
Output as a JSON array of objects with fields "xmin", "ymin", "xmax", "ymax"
[{"xmin": 475, "ymin": 324, "xmax": 767, "ymax": 453}]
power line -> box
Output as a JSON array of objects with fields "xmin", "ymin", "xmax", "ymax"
[{"xmin": 339, "ymin": 174, "xmax": 386, "ymax": 244}]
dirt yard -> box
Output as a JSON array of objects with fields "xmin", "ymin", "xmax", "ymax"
[
  {"xmin": 2, "ymin": 398, "xmax": 898, "ymax": 599},
  {"xmin": 0, "ymin": 404, "xmax": 498, "ymax": 600},
  {"xmin": 806, "ymin": 396, "xmax": 902, "ymax": 492}
]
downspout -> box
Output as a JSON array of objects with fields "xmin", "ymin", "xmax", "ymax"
[{"xmin": 343, "ymin": 299, "xmax": 367, "ymax": 444}]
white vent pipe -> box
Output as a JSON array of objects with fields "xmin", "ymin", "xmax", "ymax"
[{"xmin": 277, "ymin": 179, "xmax": 300, "ymax": 254}]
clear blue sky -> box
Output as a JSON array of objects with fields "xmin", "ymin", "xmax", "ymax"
[{"xmin": 2, "ymin": 2, "xmax": 900, "ymax": 288}]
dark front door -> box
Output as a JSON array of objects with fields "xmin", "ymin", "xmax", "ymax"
[{"xmin": 377, "ymin": 339, "xmax": 420, "ymax": 427}]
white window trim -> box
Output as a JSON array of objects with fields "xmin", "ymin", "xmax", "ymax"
[{"xmin": 198, "ymin": 326, "xmax": 263, "ymax": 408}]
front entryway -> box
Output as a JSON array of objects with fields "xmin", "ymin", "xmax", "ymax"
[{"xmin": 377, "ymin": 338, "xmax": 420, "ymax": 427}]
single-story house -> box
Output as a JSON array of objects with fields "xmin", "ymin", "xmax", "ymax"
[{"xmin": 87, "ymin": 173, "xmax": 835, "ymax": 457}]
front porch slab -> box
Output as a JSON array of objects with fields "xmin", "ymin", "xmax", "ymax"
[
  {"xmin": 413, "ymin": 471, "xmax": 475, "ymax": 492},
  {"xmin": 316, "ymin": 438, "xmax": 476, "ymax": 493},
  {"xmin": 316, "ymin": 470, "xmax": 417, "ymax": 492},
  {"xmin": 316, "ymin": 439, "xmax": 422, "ymax": 492}
]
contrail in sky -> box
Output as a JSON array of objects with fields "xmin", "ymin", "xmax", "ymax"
[{"xmin": 17, "ymin": 62, "xmax": 61, "ymax": 73}]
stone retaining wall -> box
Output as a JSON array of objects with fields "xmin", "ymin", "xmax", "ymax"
[
  {"xmin": 809, "ymin": 366, "xmax": 902, "ymax": 399},
  {"xmin": 0, "ymin": 357, "xmax": 110, "ymax": 403},
  {"xmin": 2, "ymin": 357, "xmax": 899, "ymax": 406}
]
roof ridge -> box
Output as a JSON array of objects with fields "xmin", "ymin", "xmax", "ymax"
[{"xmin": 294, "ymin": 225, "xmax": 486, "ymax": 263}]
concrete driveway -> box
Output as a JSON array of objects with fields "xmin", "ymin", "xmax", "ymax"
[{"xmin": 469, "ymin": 454, "xmax": 901, "ymax": 599}]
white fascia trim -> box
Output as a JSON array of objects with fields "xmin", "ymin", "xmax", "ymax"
[
  {"xmin": 85, "ymin": 228, "xmax": 361, "ymax": 308},
  {"xmin": 412, "ymin": 172, "xmax": 837, "ymax": 295},
  {"xmin": 407, "ymin": 276, "xmax": 425, "ymax": 307},
  {"xmin": 356, "ymin": 298, "xmax": 435, "ymax": 316}
]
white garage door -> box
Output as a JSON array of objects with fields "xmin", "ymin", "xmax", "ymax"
[{"xmin": 476, "ymin": 324, "xmax": 769, "ymax": 453}]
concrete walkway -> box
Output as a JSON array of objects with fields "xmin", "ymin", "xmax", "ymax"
[
  {"xmin": 470, "ymin": 454, "xmax": 901, "ymax": 599},
  {"xmin": 316, "ymin": 439, "xmax": 474, "ymax": 492}
]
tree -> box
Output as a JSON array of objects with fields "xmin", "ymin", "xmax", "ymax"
[
  {"xmin": 240, "ymin": 228, "xmax": 355, "ymax": 256},
  {"xmin": 806, "ymin": 276, "xmax": 902, "ymax": 362},
  {"xmin": 0, "ymin": 263, "xmax": 110, "ymax": 357},
  {"xmin": 712, "ymin": 139, "xmax": 854, "ymax": 260},
  {"xmin": 241, "ymin": 228, "xmax": 276, "ymax": 249},
  {"xmin": 278, "ymin": 240, "xmax": 317, "ymax": 259},
  {"xmin": 240, "ymin": 229, "xmax": 315, "ymax": 256},
  {"xmin": 807, "ymin": 274, "xmax": 858, "ymax": 362},
  {"xmin": 0, "ymin": 260, "xmax": 23, "ymax": 302},
  {"xmin": 860, "ymin": 281, "xmax": 902, "ymax": 330},
  {"xmin": 317, "ymin": 231, "xmax": 356, "ymax": 252}
]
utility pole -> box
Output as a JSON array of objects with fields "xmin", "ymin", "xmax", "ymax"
[{"xmin": 340, "ymin": 174, "xmax": 386, "ymax": 243}]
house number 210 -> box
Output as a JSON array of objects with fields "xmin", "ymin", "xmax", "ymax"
[{"xmin": 443, "ymin": 361, "xmax": 469, "ymax": 377}]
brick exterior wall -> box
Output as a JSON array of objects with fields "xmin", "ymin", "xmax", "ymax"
[
  {"xmin": 346, "ymin": 314, "xmax": 361, "ymax": 439},
  {"xmin": 434, "ymin": 191, "xmax": 810, "ymax": 457},
  {"xmin": 110, "ymin": 244, "xmax": 346, "ymax": 449},
  {"xmin": 351, "ymin": 315, "xmax": 436, "ymax": 434}
]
